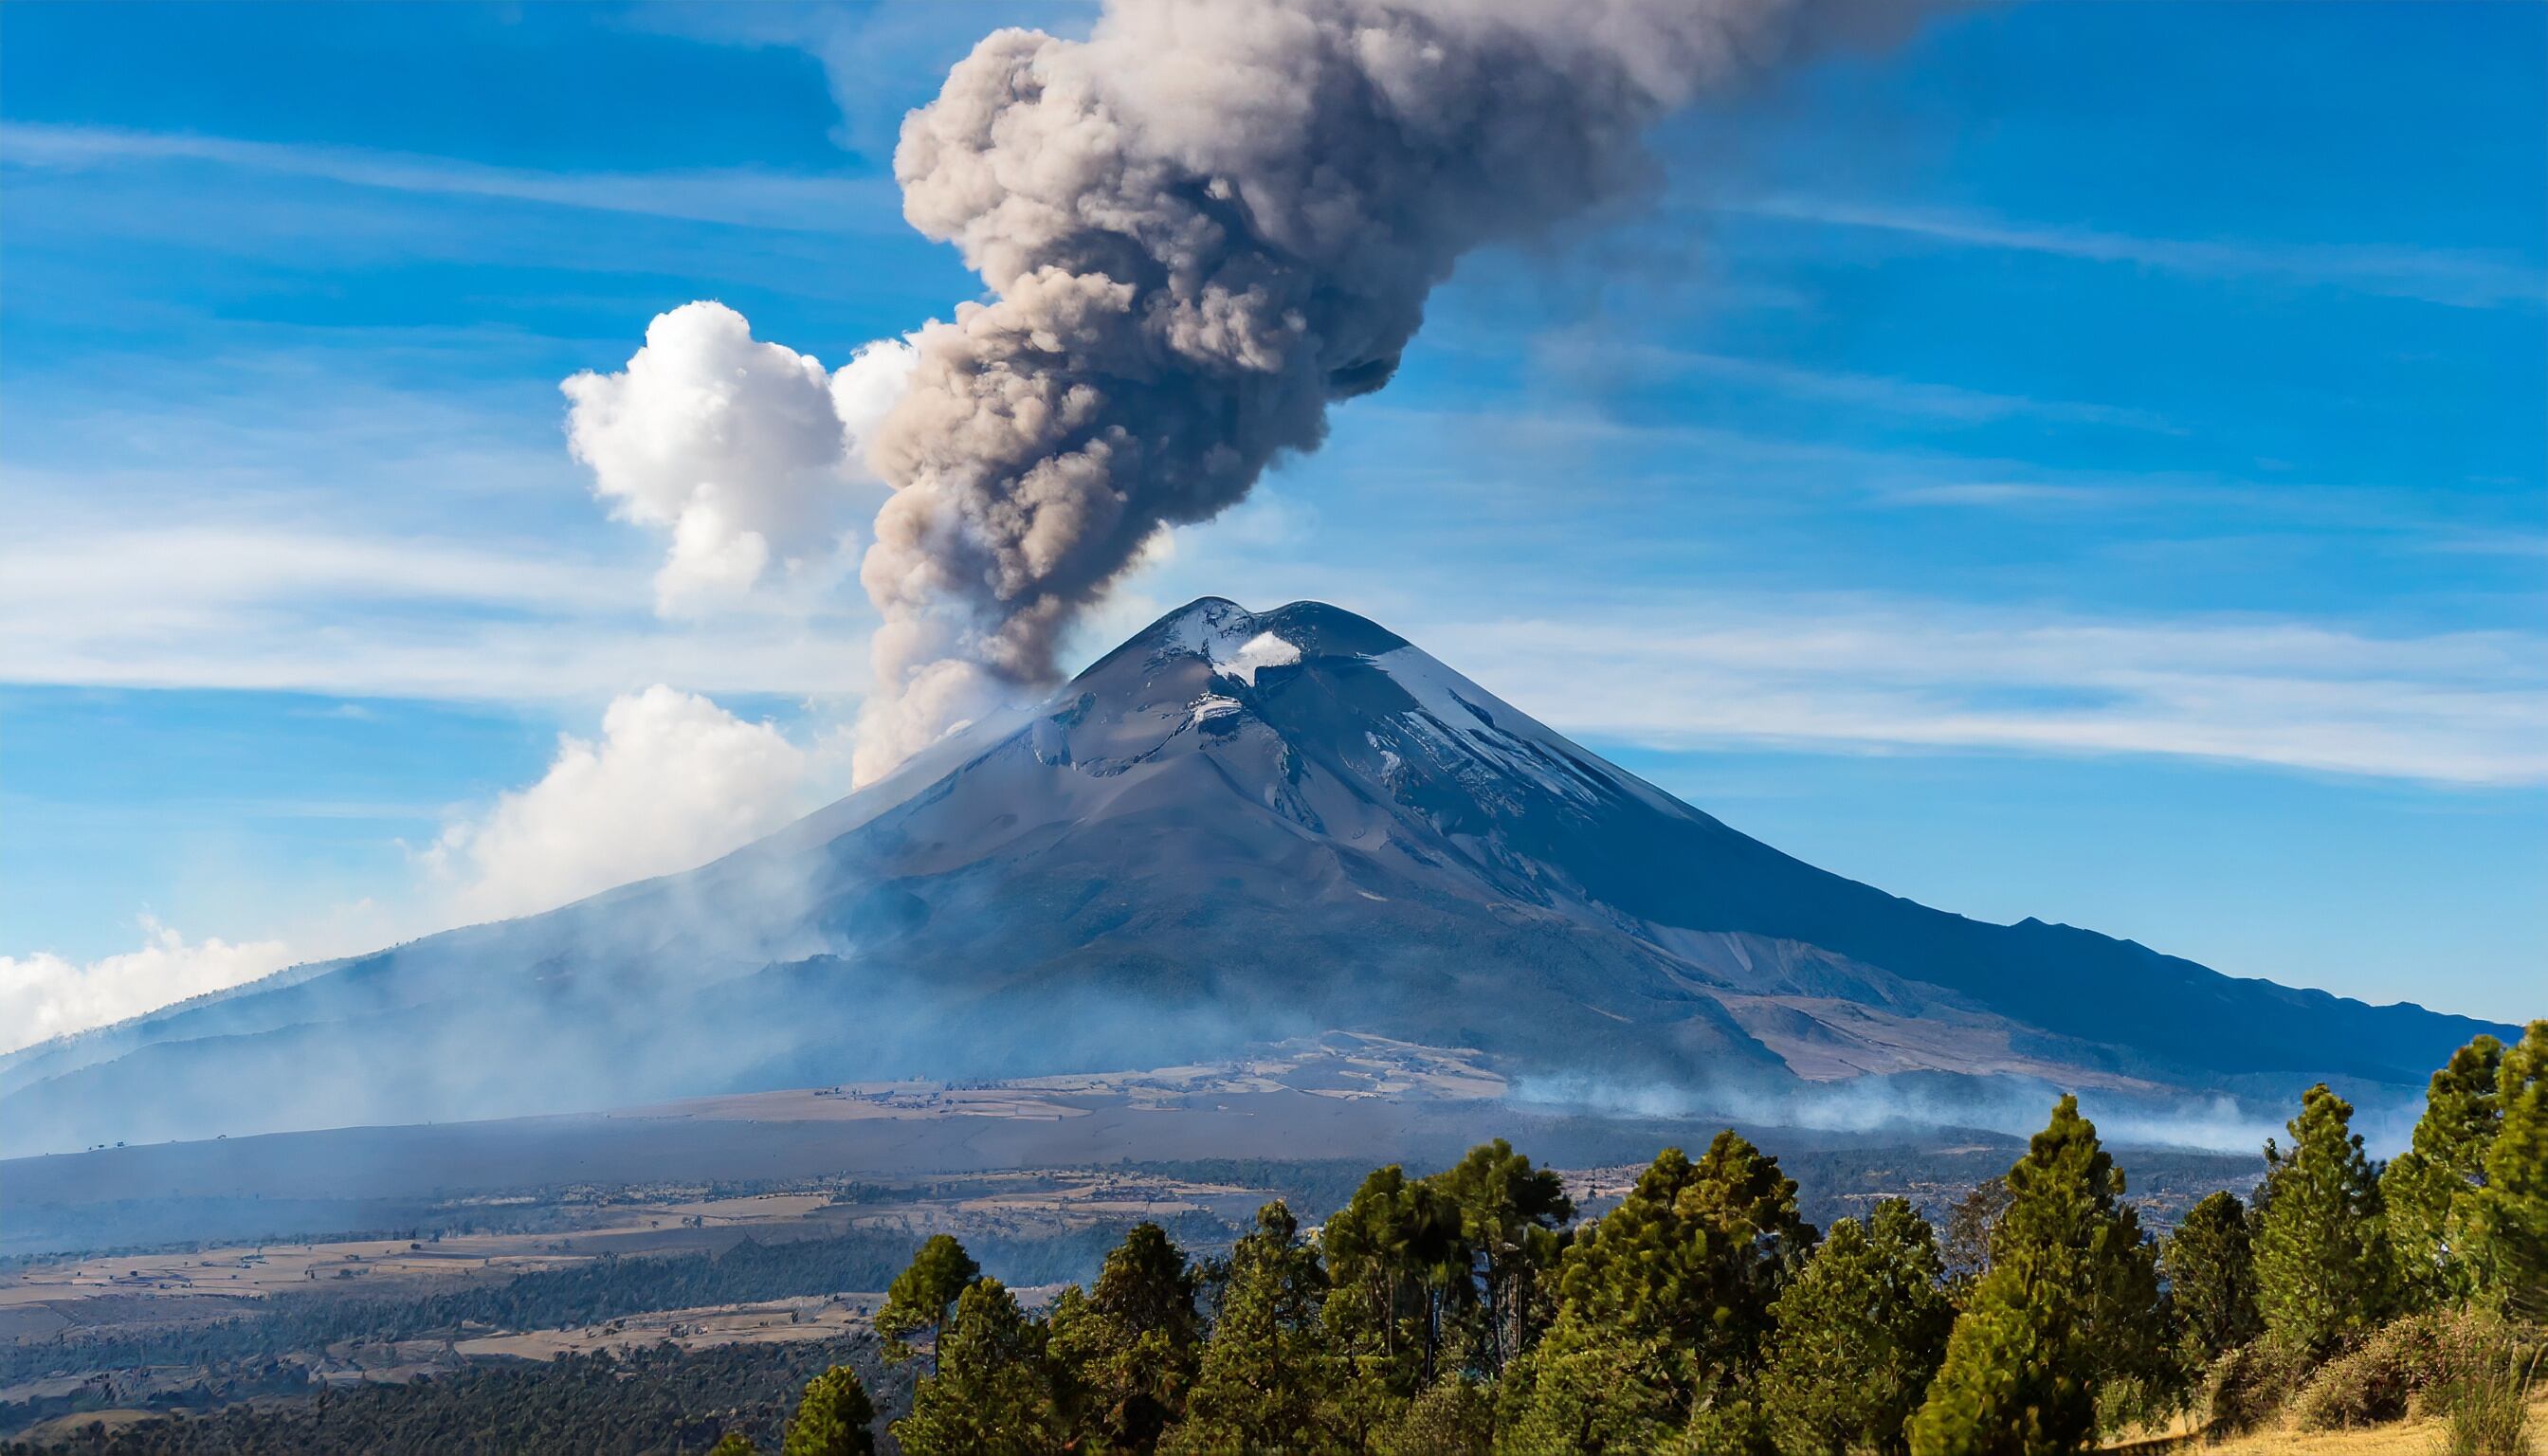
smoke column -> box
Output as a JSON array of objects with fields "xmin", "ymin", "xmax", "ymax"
[{"xmin": 855, "ymin": 0, "xmax": 1847, "ymax": 782}]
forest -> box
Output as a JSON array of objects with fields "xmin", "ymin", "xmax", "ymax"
[
  {"xmin": 13, "ymin": 1339, "xmax": 907, "ymax": 1455},
  {"xmin": 19, "ymin": 1019, "xmax": 2542, "ymax": 1455}
]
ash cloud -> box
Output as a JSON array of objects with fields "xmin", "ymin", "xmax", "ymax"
[{"xmin": 851, "ymin": 0, "xmax": 1864, "ymax": 782}]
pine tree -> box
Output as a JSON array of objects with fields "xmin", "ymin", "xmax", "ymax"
[
  {"xmin": 1757, "ymin": 1198, "xmax": 1954, "ymax": 1456},
  {"xmin": 2467, "ymin": 1019, "xmax": 2548, "ymax": 1318},
  {"xmin": 709, "ymin": 1434, "xmax": 758, "ymax": 1456},
  {"xmin": 1506, "ymin": 1132, "xmax": 1814, "ymax": 1449},
  {"xmin": 876, "ymin": 1234, "xmax": 981, "ymax": 1374},
  {"xmin": 780, "ymin": 1363, "xmax": 876, "ymax": 1456},
  {"xmin": 2380, "ymin": 1034, "xmax": 2504, "ymax": 1310},
  {"xmin": 1494, "ymin": 1333, "xmax": 1685, "ymax": 1456},
  {"xmin": 1433, "ymin": 1138, "xmax": 1572, "ymax": 1376},
  {"xmin": 1046, "ymin": 1221, "xmax": 1203, "ymax": 1452},
  {"xmin": 894, "ymin": 1278, "xmax": 1067, "ymax": 1456},
  {"xmin": 1163, "ymin": 1203, "xmax": 1341, "ymax": 1454},
  {"xmin": 1322, "ymin": 1164, "xmax": 1469, "ymax": 1403},
  {"xmin": 1940, "ymin": 1178, "xmax": 2012, "ymax": 1306},
  {"xmin": 1373, "ymin": 1376, "xmax": 1496, "ymax": 1456},
  {"xmin": 1908, "ymin": 1096, "xmax": 2166, "ymax": 1456},
  {"xmin": 2253, "ymin": 1083, "xmax": 2392, "ymax": 1355},
  {"xmin": 2158, "ymin": 1191, "xmax": 2261, "ymax": 1359}
]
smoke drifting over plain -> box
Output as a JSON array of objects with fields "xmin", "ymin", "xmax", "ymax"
[{"xmin": 849, "ymin": 0, "xmax": 1851, "ymax": 781}]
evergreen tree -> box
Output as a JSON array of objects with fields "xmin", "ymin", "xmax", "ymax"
[
  {"xmin": 1373, "ymin": 1376, "xmax": 1496, "ymax": 1456},
  {"xmin": 1757, "ymin": 1198, "xmax": 1954, "ymax": 1456},
  {"xmin": 2380, "ymin": 1034, "xmax": 2505, "ymax": 1310},
  {"xmin": 780, "ymin": 1363, "xmax": 876, "ymax": 1456},
  {"xmin": 876, "ymin": 1234, "xmax": 981, "ymax": 1374},
  {"xmin": 1323, "ymin": 1164, "xmax": 1469, "ymax": 1402},
  {"xmin": 894, "ymin": 1278, "xmax": 1066, "ymax": 1456},
  {"xmin": 1908, "ymin": 1096, "xmax": 2166, "ymax": 1456},
  {"xmin": 710, "ymin": 1434, "xmax": 758, "ymax": 1456},
  {"xmin": 2158, "ymin": 1191, "xmax": 2261, "ymax": 1359},
  {"xmin": 1494, "ymin": 1335, "xmax": 1684, "ymax": 1456},
  {"xmin": 2467, "ymin": 1019, "xmax": 2548, "ymax": 1318},
  {"xmin": 1163, "ymin": 1203, "xmax": 1341, "ymax": 1454},
  {"xmin": 1046, "ymin": 1221, "xmax": 1204, "ymax": 1452},
  {"xmin": 2253, "ymin": 1083, "xmax": 2392, "ymax": 1355},
  {"xmin": 1939, "ymin": 1178, "xmax": 2012, "ymax": 1307},
  {"xmin": 1433, "ymin": 1139, "xmax": 1573, "ymax": 1375},
  {"xmin": 1507, "ymin": 1133, "xmax": 1814, "ymax": 1449}
]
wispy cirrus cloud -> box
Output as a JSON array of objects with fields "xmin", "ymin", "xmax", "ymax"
[
  {"xmin": 1414, "ymin": 603, "xmax": 2548, "ymax": 788},
  {"xmin": 1537, "ymin": 335, "xmax": 2181, "ymax": 433},
  {"xmin": 1729, "ymin": 194, "xmax": 2548, "ymax": 311},
  {"xmin": 7, "ymin": 332, "xmax": 2534, "ymax": 789},
  {"xmin": 0, "ymin": 121, "xmax": 900, "ymax": 233},
  {"xmin": 0, "ymin": 521, "xmax": 874, "ymax": 702},
  {"xmin": 1874, "ymin": 482, "xmax": 2141, "ymax": 509},
  {"xmin": 19, "ymin": 496, "xmax": 2539, "ymax": 787},
  {"xmin": 626, "ymin": 0, "xmax": 1096, "ymax": 160},
  {"xmin": 1133, "ymin": 540, "xmax": 2548, "ymax": 790}
]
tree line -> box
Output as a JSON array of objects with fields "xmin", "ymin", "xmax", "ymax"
[
  {"xmin": 744, "ymin": 1020, "xmax": 2545, "ymax": 1456},
  {"xmin": 11, "ymin": 1338, "xmax": 902, "ymax": 1456}
]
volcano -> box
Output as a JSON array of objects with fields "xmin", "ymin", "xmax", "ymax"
[{"xmin": 0, "ymin": 598, "xmax": 2506, "ymax": 1155}]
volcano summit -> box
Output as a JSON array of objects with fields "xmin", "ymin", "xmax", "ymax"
[{"xmin": 0, "ymin": 599, "xmax": 2507, "ymax": 1155}]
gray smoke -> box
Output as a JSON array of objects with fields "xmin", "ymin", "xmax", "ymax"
[{"xmin": 853, "ymin": 0, "xmax": 1857, "ymax": 780}]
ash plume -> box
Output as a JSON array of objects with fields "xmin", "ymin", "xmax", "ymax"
[{"xmin": 853, "ymin": 0, "xmax": 1869, "ymax": 781}]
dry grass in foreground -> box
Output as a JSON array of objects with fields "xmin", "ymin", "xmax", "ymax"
[{"xmin": 2108, "ymin": 1392, "xmax": 2547, "ymax": 1455}]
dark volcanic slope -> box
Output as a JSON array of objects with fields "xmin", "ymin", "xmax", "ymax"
[{"xmin": 1, "ymin": 599, "xmax": 2508, "ymax": 1154}]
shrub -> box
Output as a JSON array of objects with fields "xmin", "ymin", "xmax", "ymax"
[
  {"xmin": 2290, "ymin": 1310, "xmax": 2452, "ymax": 1429},
  {"xmin": 2272, "ymin": 1305, "xmax": 2548, "ymax": 1438},
  {"xmin": 2197, "ymin": 1335, "xmax": 2314, "ymax": 1435}
]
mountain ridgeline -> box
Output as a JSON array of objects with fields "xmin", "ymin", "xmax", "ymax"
[{"xmin": 0, "ymin": 599, "xmax": 2508, "ymax": 1154}]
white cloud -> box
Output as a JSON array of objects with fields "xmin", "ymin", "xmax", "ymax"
[
  {"xmin": 0, "ymin": 919, "xmax": 297, "ymax": 1055},
  {"xmin": 426, "ymin": 685, "xmax": 822, "ymax": 922},
  {"xmin": 829, "ymin": 333, "xmax": 919, "ymax": 473},
  {"xmin": 561, "ymin": 301, "xmax": 916, "ymax": 614},
  {"xmin": 2, "ymin": 689, "xmax": 840, "ymax": 1051}
]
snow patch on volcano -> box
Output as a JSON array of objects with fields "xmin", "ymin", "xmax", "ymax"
[
  {"xmin": 1373, "ymin": 646, "xmax": 1610, "ymax": 807},
  {"xmin": 1216, "ymin": 631, "xmax": 1302, "ymax": 686}
]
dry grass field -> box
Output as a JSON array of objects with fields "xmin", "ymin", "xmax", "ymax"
[
  {"xmin": 2107, "ymin": 1393, "xmax": 2547, "ymax": 1454},
  {"xmin": 0, "ymin": 1173, "xmax": 1254, "ymax": 1348}
]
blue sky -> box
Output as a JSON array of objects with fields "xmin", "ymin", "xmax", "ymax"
[{"xmin": 2, "ymin": 0, "xmax": 2541, "ymax": 1039}]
